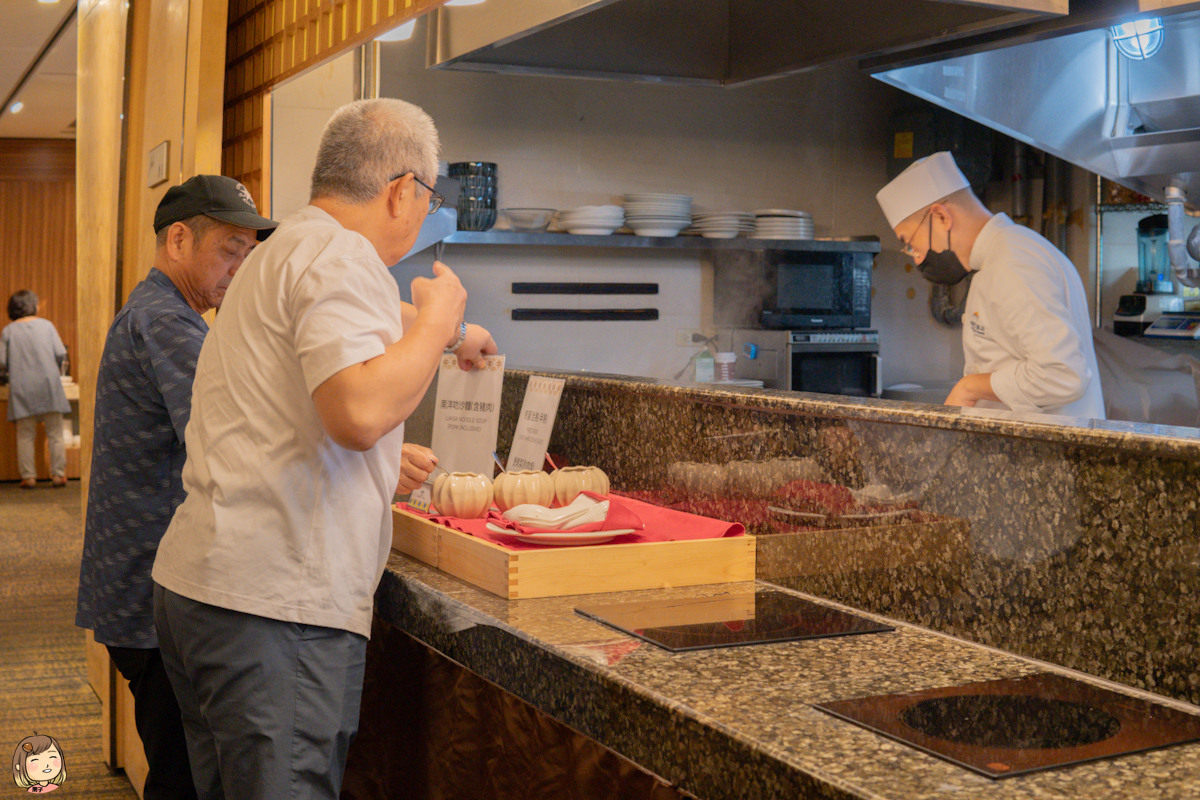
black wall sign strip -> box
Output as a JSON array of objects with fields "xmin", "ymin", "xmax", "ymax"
[
  {"xmin": 512, "ymin": 282, "xmax": 659, "ymax": 295},
  {"xmin": 511, "ymin": 309, "xmax": 660, "ymax": 322}
]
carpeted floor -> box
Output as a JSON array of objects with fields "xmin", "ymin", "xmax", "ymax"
[{"xmin": 0, "ymin": 479, "xmax": 139, "ymax": 797}]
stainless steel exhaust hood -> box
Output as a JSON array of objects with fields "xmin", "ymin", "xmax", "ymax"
[
  {"xmin": 865, "ymin": 0, "xmax": 1200, "ymax": 204},
  {"xmin": 425, "ymin": 0, "xmax": 1059, "ymax": 87},
  {"xmin": 425, "ymin": 0, "xmax": 1200, "ymax": 204}
]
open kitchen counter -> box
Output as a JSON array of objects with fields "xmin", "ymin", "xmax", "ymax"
[
  {"xmin": 367, "ymin": 557, "xmax": 1200, "ymax": 799},
  {"xmin": 363, "ymin": 367, "xmax": 1200, "ymax": 798}
]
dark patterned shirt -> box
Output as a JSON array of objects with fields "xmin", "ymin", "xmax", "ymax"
[{"xmin": 76, "ymin": 269, "xmax": 207, "ymax": 648}]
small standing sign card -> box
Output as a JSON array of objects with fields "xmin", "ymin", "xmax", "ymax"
[
  {"xmin": 506, "ymin": 376, "xmax": 565, "ymax": 472},
  {"xmin": 430, "ymin": 354, "xmax": 507, "ymax": 477}
]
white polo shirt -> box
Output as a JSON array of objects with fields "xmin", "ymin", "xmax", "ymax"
[
  {"xmin": 963, "ymin": 213, "xmax": 1105, "ymax": 420},
  {"xmin": 152, "ymin": 205, "xmax": 406, "ymax": 638}
]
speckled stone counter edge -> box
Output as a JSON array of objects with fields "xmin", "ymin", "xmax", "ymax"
[
  {"xmin": 499, "ymin": 366, "xmax": 1200, "ymax": 458},
  {"xmin": 374, "ymin": 557, "xmax": 1200, "ymax": 800}
]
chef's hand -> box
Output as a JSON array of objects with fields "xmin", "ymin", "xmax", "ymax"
[
  {"xmin": 944, "ymin": 373, "xmax": 998, "ymax": 408},
  {"xmin": 454, "ymin": 323, "xmax": 498, "ymax": 370},
  {"xmin": 398, "ymin": 443, "xmax": 438, "ymax": 494}
]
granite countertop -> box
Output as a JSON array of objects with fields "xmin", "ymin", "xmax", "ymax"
[
  {"xmin": 501, "ymin": 366, "xmax": 1200, "ymax": 458},
  {"xmin": 375, "ymin": 554, "xmax": 1200, "ymax": 800}
]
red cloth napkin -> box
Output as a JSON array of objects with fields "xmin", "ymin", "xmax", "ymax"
[{"xmin": 402, "ymin": 491, "xmax": 744, "ymax": 550}]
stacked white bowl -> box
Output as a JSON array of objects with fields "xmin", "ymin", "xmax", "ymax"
[
  {"xmin": 556, "ymin": 205, "xmax": 624, "ymax": 235},
  {"xmin": 752, "ymin": 209, "xmax": 814, "ymax": 240},
  {"xmin": 622, "ymin": 193, "xmax": 693, "ymax": 237},
  {"xmin": 691, "ymin": 211, "xmax": 753, "ymax": 239}
]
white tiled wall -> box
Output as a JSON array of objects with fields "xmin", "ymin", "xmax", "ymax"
[
  {"xmin": 270, "ymin": 24, "xmax": 985, "ymax": 386},
  {"xmin": 1098, "ymin": 210, "xmax": 1144, "ymax": 324},
  {"xmin": 271, "ymin": 54, "xmax": 357, "ymax": 220},
  {"xmin": 1095, "ymin": 208, "xmax": 1200, "ymax": 326}
]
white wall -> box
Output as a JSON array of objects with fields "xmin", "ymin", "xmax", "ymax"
[
  {"xmin": 1096, "ymin": 208, "xmax": 1200, "ymax": 325},
  {"xmin": 271, "ymin": 52, "xmax": 357, "ymax": 219},
  {"xmin": 270, "ymin": 24, "xmax": 988, "ymax": 386}
]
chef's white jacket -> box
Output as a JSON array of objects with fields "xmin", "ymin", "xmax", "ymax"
[{"xmin": 962, "ymin": 213, "xmax": 1106, "ymax": 420}]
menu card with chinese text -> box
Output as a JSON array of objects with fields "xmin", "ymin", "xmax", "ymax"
[
  {"xmin": 430, "ymin": 354, "xmax": 506, "ymax": 477},
  {"xmin": 506, "ymin": 376, "xmax": 565, "ymax": 472}
]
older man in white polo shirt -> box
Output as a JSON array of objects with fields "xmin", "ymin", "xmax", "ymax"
[
  {"xmin": 151, "ymin": 98, "xmax": 497, "ymax": 800},
  {"xmin": 877, "ymin": 151, "xmax": 1104, "ymax": 419}
]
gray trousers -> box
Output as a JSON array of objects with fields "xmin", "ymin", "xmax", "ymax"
[
  {"xmin": 15, "ymin": 412, "xmax": 64, "ymax": 479},
  {"xmin": 153, "ymin": 584, "xmax": 367, "ymax": 800}
]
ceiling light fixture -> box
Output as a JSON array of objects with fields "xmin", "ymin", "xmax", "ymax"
[
  {"xmin": 10, "ymin": 102, "xmax": 23, "ymax": 113},
  {"xmin": 1111, "ymin": 17, "xmax": 1165, "ymax": 60},
  {"xmin": 445, "ymin": 0, "xmax": 487, "ymax": 6}
]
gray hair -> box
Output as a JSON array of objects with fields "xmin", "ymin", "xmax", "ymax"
[{"xmin": 310, "ymin": 98, "xmax": 440, "ymax": 205}]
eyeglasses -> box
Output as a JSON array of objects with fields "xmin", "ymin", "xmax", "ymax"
[
  {"xmin": 389, "ymin": 173, "xmax": 445, "ymax": 214},
  {"xmin": 899, "ymin": 206, "xmax": 933, "ymax": 258}
]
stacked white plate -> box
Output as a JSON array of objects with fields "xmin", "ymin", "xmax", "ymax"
[
  {"xmin": 752, "ymin": 209, "xmax": 814, "ymax": 240},
  {"xmin": 690, "ymin": 211, "xmax": 753, "ymax": 239},
  {"xmin": 622, "ymin": 193, "xmax": 692, "ymax": 237},
  {"xmin": 556, "ymin": 205, "xmax": 624, "ymax": 235}
]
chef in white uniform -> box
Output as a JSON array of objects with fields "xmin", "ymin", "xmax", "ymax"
[{"xmin": 876, "ymin": 151, "xmax": 1105, "ymax": 419}]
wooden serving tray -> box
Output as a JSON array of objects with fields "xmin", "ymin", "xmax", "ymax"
[{"xmin": 391, "ymin": 506, "xmax": 756, "ymax": 600}]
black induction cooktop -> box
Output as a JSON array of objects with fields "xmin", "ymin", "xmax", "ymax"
[
  {"xmin": 815, "ymin": 672, "xmax": 1200, "ymax": 779},
  {"xmin": 574, "ymin": 589, "xmax": 893, "ymax": 652}
]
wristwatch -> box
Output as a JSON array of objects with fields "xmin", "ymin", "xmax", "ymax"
[{"xmin": 448, "ymin": 322, "xmax": 468, "ymax": 353}]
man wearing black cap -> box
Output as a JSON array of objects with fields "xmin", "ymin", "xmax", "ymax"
[{"xmin": 76, "ymin": 175, "xmax": 276, "ymax": 800}]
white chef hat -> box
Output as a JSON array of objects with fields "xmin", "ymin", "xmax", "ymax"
[{"xmin": 875, "ymin": 151, "xmax": 970, "ymax": 229}]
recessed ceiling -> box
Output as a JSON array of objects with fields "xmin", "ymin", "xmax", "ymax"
[{"xmin": 0, "ymin": 0, "xmax": 77, "ymax": 139}]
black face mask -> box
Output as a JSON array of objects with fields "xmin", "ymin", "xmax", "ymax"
[{"xmin": 918, "ymin": 213, "xmax": 969, "ymax": 285}]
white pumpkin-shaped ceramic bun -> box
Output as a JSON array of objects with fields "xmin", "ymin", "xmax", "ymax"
[
  {"xmin": 492, "ymin": 470, "xmax": 555, "ymax": 512},
  {"xmin": 550, "ymin": 465, "xmax": 610, "ymax": 506},
  {"xmin": 431, "ymin": 472, "xmax": 493, "ymax": 518}
]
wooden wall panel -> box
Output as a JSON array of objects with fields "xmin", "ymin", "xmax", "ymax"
[
  {"xmin": 0, "ymin": 140, "xmax": 76, "ymax": 181},
  {"xmin": 75, "ymin": 0, "xmax": 128, "ymax": 767},
  {"xmin": 223, "ymin": 0, "xmax": 446, "ymax": 214},
  {"xmin": 0, "ymin": 177, "xmax": 77, "ymax": 366},
  {"xmin": 0, "ymin": 140, "xmax": 76, "ymax": 368},
  {"xmin": 120, "ymin": 0, "xmax": 191, "ymax": 305}
]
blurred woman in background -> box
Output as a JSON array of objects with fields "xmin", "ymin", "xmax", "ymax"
[{"xmin": 1, "ymin": 290, "xmax": 70, "ymax": 488}]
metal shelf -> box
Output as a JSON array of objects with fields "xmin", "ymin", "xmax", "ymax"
[
  {"xmin": 442, "ymin": 230, "xmax": 881, "ymax": 253},
  {"xmin": 1096, "ymin": 203, "xmax": 1167, "ymax": 215},
  {"xmin": 1097, "ymin": 203, "xmax": 1200, "ymax": 217}
]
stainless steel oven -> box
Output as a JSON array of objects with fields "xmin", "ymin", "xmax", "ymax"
[{"xmin": 731, "ymin": 329, "xmax": 881, "ymax": 398}]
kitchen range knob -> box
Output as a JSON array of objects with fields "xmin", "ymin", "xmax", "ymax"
[
  {"xmin": 431, "ymin": 472, "xmax": 493, "ymax": 518},
  {"xmin": 493, "ymin": 470, "xmax": 555, "ymax": 512}
]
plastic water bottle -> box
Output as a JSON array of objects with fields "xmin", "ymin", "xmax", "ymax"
[{"xmin": 695, "ymin": 349, "xmax": 715, "ymax": 383}]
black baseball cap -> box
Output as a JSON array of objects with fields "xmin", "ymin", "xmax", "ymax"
[{"xmin": 154, "ymin": 175, "xmax": 278, "ymax": 241}]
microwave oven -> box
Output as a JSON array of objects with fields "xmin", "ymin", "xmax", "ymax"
[
  {"xmin": 759, "ymin": 251, "xmax": 872, "ymax": 330},
  {"xmin": 732, "ymin": 329, "xmax": 881, "ymax": 398}
]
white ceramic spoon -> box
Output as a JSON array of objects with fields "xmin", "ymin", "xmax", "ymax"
[{"xmin": 502, "ymin": 494, "xmax": 609, "ymax": 530}]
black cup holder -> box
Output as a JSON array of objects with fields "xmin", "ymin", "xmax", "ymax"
[{"xmin": 900, "ymin": 694, "xmax": 1122, "ymax": 749}]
